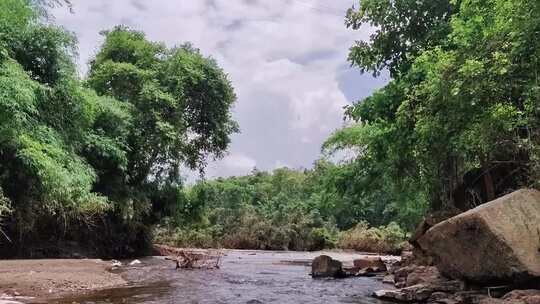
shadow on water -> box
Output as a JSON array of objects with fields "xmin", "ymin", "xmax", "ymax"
[{"xmin": 34, "ymin": 251, "xmax": 395, "ymax": 304}]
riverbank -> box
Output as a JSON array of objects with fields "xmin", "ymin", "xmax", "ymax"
[{"xmin": 0, "ymin": 259, "xmax": 126, "ymax": 302}]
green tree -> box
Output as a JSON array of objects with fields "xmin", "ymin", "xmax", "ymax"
[
  {"xmin": 0, "ymin": 1, "xmax": 115, "ymax": 252},
  {"xmin": 0, "ymin": 1, "xmax": 238, "ymax": 257},
  {"xmin": 332, "ymin": 0, "xmax": 540, "ymax": 222},
  {"xmin": 346, "ymin": 0, "xmax": 455, "ymax": 76},
  {"xmin": 88, "ymin": 27, "xmax": 238, "ymax": 186}
]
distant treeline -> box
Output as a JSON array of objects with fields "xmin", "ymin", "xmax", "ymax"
[{"xmin": 154, "ymin": 164, "xmax": 412, "ymax": 253}]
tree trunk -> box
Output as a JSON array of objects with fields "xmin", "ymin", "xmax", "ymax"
[{"xmin": 483, "ymin": 169, "xmax": 495, "ymax": 202}]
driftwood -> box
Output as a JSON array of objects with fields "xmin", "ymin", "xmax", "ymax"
[{"xmin": 156, "ymin": 245, "xmax": 223, "ymax": 269}]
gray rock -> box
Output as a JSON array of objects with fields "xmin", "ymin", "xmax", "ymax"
[
  {"xmin": 406, "ymin": 266, "xmax": 444, "ymax": 287},
  {"xmin": 431, "ymin": 280, "xmax": 465, "ymax": 293},
  {"xmin": 428, "ymin": 291, "xmax": 451, "ymax": 302},
  {"xmin": 356, "ymin": 268, "xmax": 377, "ymax": 277},
  {"xmin": 394, "ymin": 265, "xmax": 416, "ymax": 281},
  {"xmin": 418, "ymin": 189, "xmax": 540, "ymax": 283},
  {"xmin": 353, "ymin": 256, "xmax": 386, "ymax": 270},
  {"xmin": 311, "ymin": 255, "xmax": 344, "ymax": 278},
  {"xmin": 382, "ymin": 274, "xmax": 395, "ymax": 284},
  {"xmin": 373, "ymin": 284, "xmax": 433, "ymax": 302}
]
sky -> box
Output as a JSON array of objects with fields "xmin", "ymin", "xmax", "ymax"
[{"xmin": 51, "ymin": 0, "xmax": 389, "ymax": 181}]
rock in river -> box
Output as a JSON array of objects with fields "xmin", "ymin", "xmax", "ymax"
[
  {"xmin": 353, "ymin": 256, "xmax": 386, "ymax": 271},
  {"xmin": 382, "ymin": 274, "xmax": 395, "ymax": 284},
  {"xmin": 417, "ymin": 189, "xmax": 540, "ymax": 283},
  {"xmin": 311, "ymin": 255, "xmax": 344, "ymax": 278}
]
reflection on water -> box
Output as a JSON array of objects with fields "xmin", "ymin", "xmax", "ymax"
[{"xmin": 39, "ymin": 251, "xmax": 394, "ymax": 304}]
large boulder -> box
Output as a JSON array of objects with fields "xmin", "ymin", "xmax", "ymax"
[
  {"xmin": 418, "ymin": 189, "xmax": 540, "ymax": 283},
  {"xmin": 410, "ymin": 210, "xmax": 461, "ymax": 266},
  {"xmin": 311, "ymin": 255, "xmax": 344, "ymax": 278},
  {"xmin": 406, "ymin": 266, "xmax": 445, "ymax": 287}
]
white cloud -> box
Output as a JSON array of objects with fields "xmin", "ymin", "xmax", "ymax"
[
  {"xmin": 223, "ymin": 153, "xmax": 257, "ymax": 172},
  {"xmin": 202, "ymin": 152, "xmax": 257, "ymax": 179},
  {"xmin": 51, "ymin": 0, "xmax": 386, "ymax": 180}
]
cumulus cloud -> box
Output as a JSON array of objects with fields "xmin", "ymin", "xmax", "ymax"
[{"xmin": 51, "ymin": 0, "xmax": 388, "ymax": 181}]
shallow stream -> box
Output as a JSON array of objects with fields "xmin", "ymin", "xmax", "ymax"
[{"xmin": 40, "ymin": 250, "xmax": 394, "ymax": 304}]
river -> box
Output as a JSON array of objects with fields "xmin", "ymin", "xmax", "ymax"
[{"xmin": 38, "ymin": 250, "xmax": 394, "ymax": 304}]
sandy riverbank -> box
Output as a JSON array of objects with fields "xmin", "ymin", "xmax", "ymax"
[{"xmin": 0, "ymin": 259, "xmax": 125, "ymax": 301}]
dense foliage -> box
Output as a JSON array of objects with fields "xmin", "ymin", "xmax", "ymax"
[
  {"xmin": 3, "ymin": 0, "xmax": 537, "ymax": 256},
  {"xmin": 155, "ymin": 167, "xmax": 338, "ymax": 251},
  {"xmin": 328, "ymin": 0, "xmax": 540, "ymax": 217},
  {"xmin": 154, "ymin": 165, "xmax": 408, "ymax": 252},
  {"xmin": 0, "ymin": 0, "xmax": 237, "ymax": 257},
  {"xmin": 337, "ymin": 221, "xmax": 408, "ymax": 254}
]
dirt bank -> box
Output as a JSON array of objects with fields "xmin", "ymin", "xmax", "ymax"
[{"xmin": 0, "ymin": 259, "xmax": 126, "ymax": 301}]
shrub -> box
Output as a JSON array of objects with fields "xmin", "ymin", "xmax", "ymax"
[
  {"xmin": 337, "ymin": 221, "xmax": 408, "ymax": 254},
  {"xmin": 154, "ymin": 223, "xmax": 218, "ymax": 249},
  {"xmin": 153, "ymin": 207, "xmax": 340, "ymax": 251}
]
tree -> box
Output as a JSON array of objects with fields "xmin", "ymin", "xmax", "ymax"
[
  {"xmin": 0, "ymin": 0, "xmax": 115, "ymax": 252},
  {"xmin": 88, "ymin": 27, "xmax": 238, "ymax": 186},
  {"xmin": 346, "ymin": 0, "xmax": 456, "ymax": 77},
  {"xmin": 86, "ymin": 27, "xmax": 238, "ymax": 230},
  {"xmin": 332, "ymin": 0, "xmax": 540, "ymax": 219},
  {"xmin": 0, "ymin": 1, "xmax": 238, "ymax": 257}
]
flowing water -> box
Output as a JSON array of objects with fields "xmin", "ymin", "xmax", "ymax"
[{"xmin": 38, "ymin": 250, "xmax": 394, "ymax": 304}]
